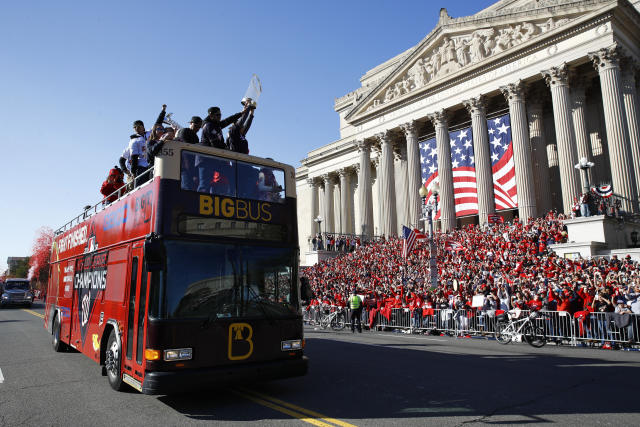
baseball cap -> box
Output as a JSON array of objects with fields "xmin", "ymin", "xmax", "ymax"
[
  {"xmin": 190, "ymin": 116, "xmax": 202, "ymax": 125},
  {"xmin": 208, "ymin": 106, "xmax": 221, "ymax": 115}
]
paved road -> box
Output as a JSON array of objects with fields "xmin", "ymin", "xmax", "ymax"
[{"xmin": 1, "ymin": 304, "xmax": 639, "ymax": 426}]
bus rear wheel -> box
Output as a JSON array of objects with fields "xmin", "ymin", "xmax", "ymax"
[{"xmin": 105, "ymin": 330, "xmax": 125, "ymax": 391}]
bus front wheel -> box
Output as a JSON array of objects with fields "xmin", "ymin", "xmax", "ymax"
[
  {"xmin": 52, "ymin": 315, "xmax": 67, "ymax": 352},
  {"xmin": 105, "ymin": 330, "xmax": 125, "ymax": 391}
]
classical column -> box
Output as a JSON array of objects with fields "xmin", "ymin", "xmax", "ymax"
[
  {"xmin": 500, "ymin": 80, "xmax": 537, "ymax": 220},
  {"xmin": 463, "ymin": 95, "xmax": 494, "ymax": 226},
  {"xmin": 427, "ymin": 110, "xmax": 456, "ymax": 232},
  {"xmin": 338, "ymin": 168, "xmax": 350, "ymax": 234},
  {"xmin": 307, "ymin": 178, "xmax": 319, "ymax": 236},
  {"xmin": 376, "ymin": 131, "xmax": 397, "ymax": 237},
  {"xmin": 322, "ymin": 173, "xmax": 335, "ymax": 233},
  {"xmin": 352, "ymin": 164, "xmax": 360, "ymax": 234},
  {"xmin": 621, "ymin": 61, "xmax": 640, "ymax": 202},
  {"xmin": 401, "ymin": 120, "xmax": 422, "ymax": 229},
  {"xmin": 394, "ymin": 144, "xmax": 410, "ymax": 232},
  {"xmin": 544, "ymin": 117, "xmax": 563, "ymax": 211},
  {"xmin": 527, "ymin": 90, "xmax": 553, "ymax": 215},
  {"xmin": 586, "ymin": 84, "xmax": 609, "ymax": 186},
  {"xmin": 371, "ymin": 156, "xmax": 381, "ymax": 236},
  {"xmin": 541, "ymin": 64, "xmax": 581, "ymax": 214},
  {"xmin": 571, "ymin": 76, "xmax": 594, "ymax": 191},
  {"xmin": 356, "ymin": 140, "xmax": 374, "ymax": 237},
  {"xmin": 589, "ymin": 45, "xmax": 638, "ymax": 213}
]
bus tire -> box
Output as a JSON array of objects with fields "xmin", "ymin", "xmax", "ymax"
[
  {"xmin": 105, "ymin": 330, "xmax": 125, "ymax": 391},
  {"xmin": 52, "ymin": 314, "xmax": 67, "ymax": 352}
]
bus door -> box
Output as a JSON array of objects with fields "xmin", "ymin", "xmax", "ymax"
[
  {"xmin": 64, "ymin": 258, "xmax": 80, "ymax": 347},
  {"xmin": 122, "ymin": 244, "xmax": 150, "ymax": 390}
]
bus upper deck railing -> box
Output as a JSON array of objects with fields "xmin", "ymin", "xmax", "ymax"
[{"xmin": 54, "ymin": 167, "xmax": 155, "ymax": 236}]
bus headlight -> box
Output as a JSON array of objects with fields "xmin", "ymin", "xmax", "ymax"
[
  {"xmin": 163, "ymin": 348, "xmax": 193, "ymax": 361},
  {"xmin": 281, "ymin": 339, "xmax": 302, "ymax": 351}
]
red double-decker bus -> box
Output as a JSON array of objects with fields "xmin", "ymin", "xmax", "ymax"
[{"xmin": 44, "ymin": 143, "xmax": 308, "ymax": 394}]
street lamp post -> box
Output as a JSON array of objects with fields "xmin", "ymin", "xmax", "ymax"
[
  {"xmin": 419, "ymin": 182, "xmax": 439, "ymax": 289},
  {"xmin": 314, "ymin": 216, "xmax": 323, "ymax": 250},
  {"xmin": 574, "ymin": 157, "xmax": 595, "ymax": 193}
]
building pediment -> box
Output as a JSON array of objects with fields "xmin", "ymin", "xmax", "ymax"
[{"xmin": 345, "ymin": 0, "xmax": 616, "ymax": 122}]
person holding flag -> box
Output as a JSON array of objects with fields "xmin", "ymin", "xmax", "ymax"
[{"xmin": 402, "ymin": 225, "xmax": 426, "ymax": 258}]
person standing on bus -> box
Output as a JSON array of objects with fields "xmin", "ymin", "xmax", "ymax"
[
  {"xmin": 119, "ymin": 120, "xmax": 150, "ymax": 186},
  {"xmin": 175, "ymin": 116, "xmax": 202, "ymax": 145},
  {"xmin": 100, "ymin": 166, "xmax": 125, "ymax": 203},
  {"xmin": 226, "ymin": 104, "xmax": 255, "ymax": 154},
  {"xmin": 349, "ymin": 289, "xmax": 363, "ymax": 333},
  {"xmin": 147, "ymin": 104, "xmax": 168, "ymax": 167},
  {"xmin": 201, "ymin": 106, "xmax": 246, "ymax": 149}
]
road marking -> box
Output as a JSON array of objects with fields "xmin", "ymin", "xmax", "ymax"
[
  {"xmin": 22, "ymin": 309, "xmax": 44, "ymax": 319},
  {"xmin": 232, "ymin": 389, "xmax": 334, "ymax": 427},
  {"xmin": 0, "ymin": 368, "xmax": 4, "ymax": 383},
  {"xmin": 236, "ymin": 388, "xmax": 357, "ymax": 427}
]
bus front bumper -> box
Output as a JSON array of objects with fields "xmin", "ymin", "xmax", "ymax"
[{"xmin": 141, "ymin": 356, "xmax": 308, "ymax": 395}]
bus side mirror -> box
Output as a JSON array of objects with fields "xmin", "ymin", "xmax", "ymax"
[
  {"xmin": 144, "ymin": 233, "xmax": 165, "ymax": 272},
  {"xmin": 300, "ymin": 276, "xmax": 312, "ymax": 301}
]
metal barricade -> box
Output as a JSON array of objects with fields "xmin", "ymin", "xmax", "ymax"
[{"xmin": 302, "ymin": 305, "xmax": 640, "ymax": 349}]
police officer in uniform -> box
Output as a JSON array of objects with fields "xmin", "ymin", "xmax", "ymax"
[{"xmin": 349, "ymin": 289, "xmax": 363, "ymax": 333}]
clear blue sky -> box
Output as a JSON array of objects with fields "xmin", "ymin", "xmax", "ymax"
[{"xmin": 0, "ymin": 0, "xmax": 494, "ymax": 272}]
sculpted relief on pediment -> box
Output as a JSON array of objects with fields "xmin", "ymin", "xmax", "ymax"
[{"xmin": 362, "ymin": 16, "xmax": 571, "ymax": 113}]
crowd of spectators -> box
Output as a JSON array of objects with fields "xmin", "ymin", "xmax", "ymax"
[{"xmin": 302, "ymin": 211, "xmax": 640, "ymax": 346}]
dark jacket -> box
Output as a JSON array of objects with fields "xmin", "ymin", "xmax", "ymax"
[
  {"xmin": 200, "ymin": 112, "xmax": 242, "ymax": 149},
  {"xmin": 227, "ymin": 109, "xmax": 253, "ymax": 154},
  {"xmin": 176, "ymin": 128, "xmax": 199, "ymax": 145}
]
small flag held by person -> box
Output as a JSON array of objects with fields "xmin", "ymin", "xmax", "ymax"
[
  {"xmin": 444, "ymin": 239, "xmax": 465, "ymax": 252},
  {"xmin": 402, "ymin": 225, "xmax": 426, "ymax": 258}
]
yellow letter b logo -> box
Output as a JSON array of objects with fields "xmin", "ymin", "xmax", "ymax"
[{"xmin": 228, "ymin": 323, "xmax": 254, "ymax": 361}]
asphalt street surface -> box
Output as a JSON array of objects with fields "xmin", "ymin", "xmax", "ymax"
[{"xmin": 1, "ymin": 303, "xmax": 639, "ymax": 426}]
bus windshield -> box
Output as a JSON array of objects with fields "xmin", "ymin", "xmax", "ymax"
[{"xmin": 162, "ymin": 240, "xmax": 298, "ymax": 320}]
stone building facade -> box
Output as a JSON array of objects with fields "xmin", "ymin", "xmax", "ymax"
[{"xmin": 296, "ymin": 0, "xmax": 640, "ymax": 255}]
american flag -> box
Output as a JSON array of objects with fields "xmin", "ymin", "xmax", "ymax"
[
  {"xmin": 419, "ymin": 137, "xmax": 440, "ymax": 218},
  {"xmin": 448, "ymin": 126, "xmax": 478, "ymax": 217},
  {"xmin": 402, "ymin": 225, "xmax": 426, "ymax": 258},
  {"xmin": 488, "ymin": 114, "xmax": 518, "ymax": 210}
]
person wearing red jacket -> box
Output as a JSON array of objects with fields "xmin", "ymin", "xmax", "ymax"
[{"xmin": 100, "ymin": 166, "xmax": 125, "ymax": 203}]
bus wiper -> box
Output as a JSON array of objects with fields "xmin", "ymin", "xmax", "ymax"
[
  {"xmin": 201, "ymin": 311, "xmax": 218, "ymax": 329},
  {"xmin": 200, "ymin": 293, "xmax": 228, "ymax": 329},
  {"xmin": 246, "ymin": 286, "xmax": 275, "ymax": 325}
]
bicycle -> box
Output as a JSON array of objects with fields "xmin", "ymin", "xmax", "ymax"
[
  {"xmin": 320, "ymin": 306, "xmax": 346, "ymax": 331},
  {"xmin": 495, "ymin": 308, "xmax": 547, "ymax": 348}
]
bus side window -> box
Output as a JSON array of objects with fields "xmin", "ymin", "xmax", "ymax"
[{"xmin": 104, "ymin": 246, "xmax": 129, "ymax": 304}]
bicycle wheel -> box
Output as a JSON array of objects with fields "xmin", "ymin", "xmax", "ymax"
[
  {"xmin": 495, "ymin": 321, "xmax": 512, "ymax": 344},
  {"xmin": 331, "ymin": 314, "xmax": 346, "ymax": 331},
  {"xmin": 320, "ymin": 316, "xmax": 330, "ymax": 329},
  {"xmin": 523, "ymin": 322, "xmax": 546, "ymax": 348}
]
